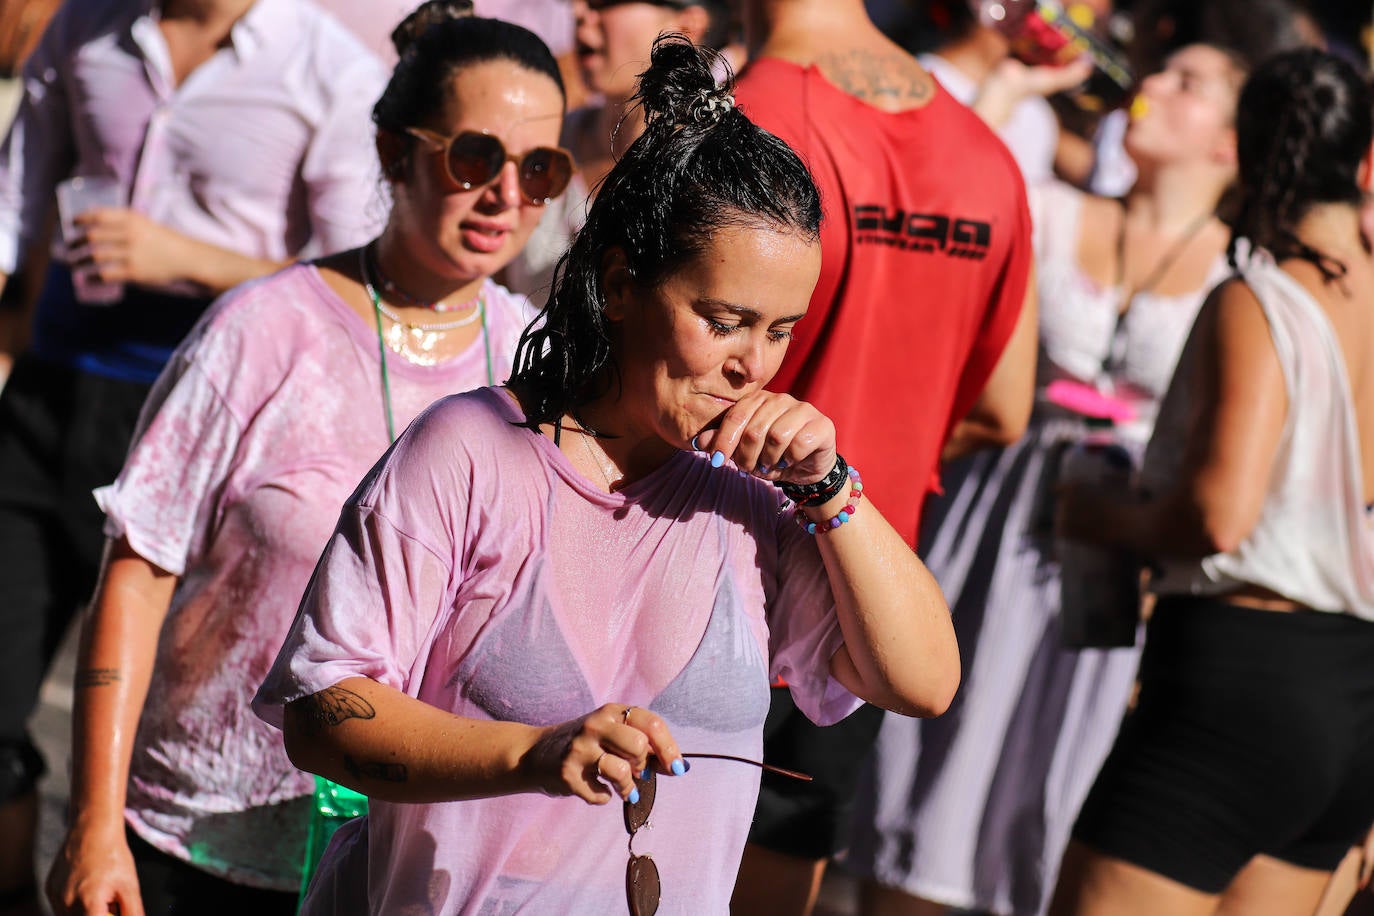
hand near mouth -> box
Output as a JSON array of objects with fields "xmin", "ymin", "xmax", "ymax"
[{"xmin": 691, "ymin": 391, "xmax": 837, "ymax": 485}]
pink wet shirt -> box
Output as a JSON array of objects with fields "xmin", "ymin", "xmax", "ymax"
[
  {"xmin": 254, "ymin": 388, "xmax": 862, "ymax": 914},
  {"xmin": 0, "ymin": 0, "xmax": 386, "ymax": 278},
  {"xmin": 96, "ymin": 265, "xmax": 534, "ymax": 889}
]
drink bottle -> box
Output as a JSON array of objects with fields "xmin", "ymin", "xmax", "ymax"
[{"xmin": 975, "ymin": 0, "xmax": 1133, "ymax": 110}]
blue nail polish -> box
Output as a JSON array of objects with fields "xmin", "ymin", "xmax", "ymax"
[
  {"xmin": 629, "ymin": 788, "xmax": 640, "ymax": 804},
  {"xmin": 738, "ymin": 470, "xmax": 748, "ymax": 478},
  {"xmin": 671, "ymin": 758, "xmax": 686, "ymax": 776},
  {"xmin": 757, "ymin": 464, "xmax": 770, "ymax": 474},
  {"xmin": 691, "ymin": 435, "xmax": 702, "ymax": 451},
  {"xmin": 776, "ymin": 459, "xmax": 790, "ymax": 470},
  {"xmin": 711, "ymin": 451, "xmax": 725, "ymax": 468},
  {"xmin": 640, "ymin": 767, "xmax": 651, "ymax": 780}
]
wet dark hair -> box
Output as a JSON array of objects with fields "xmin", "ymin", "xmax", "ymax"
[
  {"xmin": 508, "ymin": 35, "xmax": 822, "ymax": 432},
  {"xmin": 1230, "ymin": 48, "xmax": 1372, "ymax": 281},
  {"xmin": 389, "ymin": 0, "xmax": 473, "ymax": 52},
  {"xmin": 373, "ymin": 7, "xmax": 566, "ymax": 174}
]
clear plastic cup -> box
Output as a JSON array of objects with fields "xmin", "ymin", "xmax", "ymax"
[{"xmin": 56, "ymin": 176, "xmax": 125, "ymax": 305}]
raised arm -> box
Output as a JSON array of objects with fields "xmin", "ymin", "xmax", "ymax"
[
  {"xmin": 810, "ymin": 481, "xmax": 958, "ymax": 718},
  {"xmin": 971, "ymin": 58, "xmax": 1092, "ymax": 132},
  {"xmin": 46, "ymin": 538, "xmax": 177, "ymax": 916},
  {"xmin": 697, "ymin": 394, "xmax": 960, "ymax": 719}
]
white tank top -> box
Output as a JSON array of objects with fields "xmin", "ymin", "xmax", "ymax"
[{"xmin": 1148, "ymin": 248, "xmax": 1374, "ymax": 620}]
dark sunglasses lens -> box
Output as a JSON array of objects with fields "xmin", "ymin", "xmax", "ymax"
[
  {"xmin": 519, "ymin": 148, "xmax": 573, "ymax": 202},
  {"xmin": 626, "ymin": 854, "xmax": 661, "ymax": 916},
  {"xmin": 448, "ymin": 133, "xmax": 506, "ymax": 188},
  {"xmin": 623, "ymin": 769, "xmax": 656, "ymax": 833}
]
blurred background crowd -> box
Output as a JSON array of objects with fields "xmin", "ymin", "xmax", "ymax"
[{"xmin": 0, "ymin": 1, "xmax": 1372, "ymax": 915}]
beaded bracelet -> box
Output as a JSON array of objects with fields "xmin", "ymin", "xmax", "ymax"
[
  {"xmin": 795, "ymin": 466, "xmax": 864, "ymax": 535},
  {"xmin": 778, "ymin": 453, "xmax": 850, "ymax": 507}
]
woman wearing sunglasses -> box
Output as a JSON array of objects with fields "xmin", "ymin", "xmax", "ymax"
[
  {"xmin": 253, "ymin": 35, "xmax": 959, "ymax": 916},
  {"xmin": 45, "ymin": 9, "xmax": 572, "ymax": 916}
]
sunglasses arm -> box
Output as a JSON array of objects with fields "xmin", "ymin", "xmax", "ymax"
[
  {"xmin": 680, "ymin": 753, "xmax": 813, "ymax": 782},
  {"xmin": 403, "ymin": 126, "xmax": 449, "ymax": 152}
]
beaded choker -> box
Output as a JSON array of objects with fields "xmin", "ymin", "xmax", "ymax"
[
  {"xmin": 358, "ymin": 245, "xmax": 495, "ymax": 442},
  {"xmin": 370, "ymin": 247, "xmax": 483, "ymax": 314}
]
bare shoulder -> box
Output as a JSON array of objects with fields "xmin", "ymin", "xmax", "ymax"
[
  {"xmin": 813, "ymin": 47, "xmax": 936, "ymax": 108},
  {"xmin": 1207, "ymin": 277, "xmax": 1279, "ymax": 367}
]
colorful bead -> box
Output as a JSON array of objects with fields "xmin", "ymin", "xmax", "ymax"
[{"xmin": 794, "ymin": 466, "xmax": 864, "ymax": 535}]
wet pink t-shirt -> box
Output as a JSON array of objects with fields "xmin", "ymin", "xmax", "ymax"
[
  {"xmin": 254, "ymin": 388, "xmax": 862, "ymax": 914},
  {"xmin": 96, "ymin": 264, "xmax": 534, "ymax": 889}
]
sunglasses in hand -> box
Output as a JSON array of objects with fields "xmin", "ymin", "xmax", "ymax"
[
  {"xmin": 405, "ymin": 128, "xmax": 575, "ymax": 205},
  {"xmin": 623, "ymin": 753, "xmax": 811, "ymax": 916}
]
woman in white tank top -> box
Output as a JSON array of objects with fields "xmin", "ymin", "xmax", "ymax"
[{"xmin": 1050, "ymin": 49, "xmax": 1374, "ymax": 916}]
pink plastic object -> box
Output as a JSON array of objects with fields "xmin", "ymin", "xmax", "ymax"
[{"xmin": 1045, "ymin": 379, "xmax": 1137, "ymax": 423}]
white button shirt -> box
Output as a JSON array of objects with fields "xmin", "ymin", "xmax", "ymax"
[{"xmin": 0, "ymin": 0, "xmax": 387, "ymax": 280}]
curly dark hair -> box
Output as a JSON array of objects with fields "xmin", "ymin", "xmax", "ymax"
[
  {"xmin": 507, "ymin": 35, "xmax": 823, "ymax": 433},
  {"xmin": 1230, "ymin": 48, "xmax": 1372, "ymax": 281}
]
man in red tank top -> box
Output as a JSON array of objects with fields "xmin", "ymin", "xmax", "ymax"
[{"xmin": 732, "ymin": 1, "xmax": 1037, "ymax": 912}]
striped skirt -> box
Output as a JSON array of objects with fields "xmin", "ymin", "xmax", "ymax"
[{"xmin": 845, "ymin": 416, "xmax": 1144, "ymax": 916}]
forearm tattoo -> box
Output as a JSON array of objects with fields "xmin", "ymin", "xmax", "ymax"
[
  {"xmin": 344, "ymin": 754, "xmax": 408, "ymax": 784},
  {"xmin": 75, "ymin": 668, "xmax": 121, "ymax": 689},
  {"xmin": 298, "ymin": 684, "xmax": 376, "ymax": 736}
]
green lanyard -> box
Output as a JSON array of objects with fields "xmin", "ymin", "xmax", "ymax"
[{"xmin": 358, "ymin": 245, "xmax": 494, "ymax": 443}]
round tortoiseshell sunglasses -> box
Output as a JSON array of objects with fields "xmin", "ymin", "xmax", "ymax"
[
  {"xmin": 405, "ymin": 127, "xmax": 574, "ymax": 205},
  {"xmin": 623, "ymin": 753, "xmax": 812, "ymax": 916}
]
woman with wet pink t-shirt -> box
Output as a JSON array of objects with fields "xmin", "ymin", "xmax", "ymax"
[
  {"xmin": 254, "ymin": 36, "xmax": 959, "ymax": 916},
  {"xmin": 46, "ymin": 10, "xmax": 572, "ymax": 916}
]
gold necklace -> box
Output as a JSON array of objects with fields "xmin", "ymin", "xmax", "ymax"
[
  {"xmin": 382, "ymin": 310, "xmax": 483, "ymax": 367},
  {"xmin": 364, "ymin": 243, "xmax": 484, "ymax": 367}
]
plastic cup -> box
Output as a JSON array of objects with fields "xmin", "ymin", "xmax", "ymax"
[{"xmin": 56, "ymin": 176, "xmax": 125, "ymax": 305}]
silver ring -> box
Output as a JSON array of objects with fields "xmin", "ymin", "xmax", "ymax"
[
  {"xmin": 595, "ymin": 751, "xmax": 607, "ymax": 775},
  {"xmin": 622, "ymin": 706, "xmax": 635, "ymax": 725}
]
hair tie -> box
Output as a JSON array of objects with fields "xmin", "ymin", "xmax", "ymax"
[{"xmin": 690, "ymin": 87, "xmax": 736, "ymax": 126}]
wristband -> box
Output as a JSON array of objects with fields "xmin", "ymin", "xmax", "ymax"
[
  {"xmin": 796, "ymin": 466, "xmax": 864, "ymax": 534},
  {"xmin": 778, "ymin": 453, "xmax": 849, "ymax": 507}
]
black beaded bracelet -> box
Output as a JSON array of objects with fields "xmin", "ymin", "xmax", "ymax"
[{"xmin": 779, "ymin": 453, "xmax": 850, "ymax": 507}]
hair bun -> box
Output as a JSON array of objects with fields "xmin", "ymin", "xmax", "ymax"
[
  {"xmin": 636, "ymin": 34, "xmax": 736, "ymax": 131},
  {"xmin": 390, "ymin": 0, "xmax": 475, "ymax": 57},
  {"xmin": 689, "ymin": 86, "xmax": 736, "ymax": 125}
]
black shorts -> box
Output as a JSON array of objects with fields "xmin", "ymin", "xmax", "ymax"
[
  {"xmin": 747, "ymin": 687, "xmax": 884, "ymax": 859},
  {"xmin": 1073, "ymin": 595, "xmax": 1374, "ymax": 893},
  {"xmin": 127, "ymin": 828, "xmax": 298, "ymax": 916},
  {"xmin": 0, "ymin": 356, "xmax": 151, "ymax": 800}
]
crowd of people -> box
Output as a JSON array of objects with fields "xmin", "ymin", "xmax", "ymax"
[{"xmin": 0, "ymin": 0, "xmax": 1370, "ymax": 915}]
